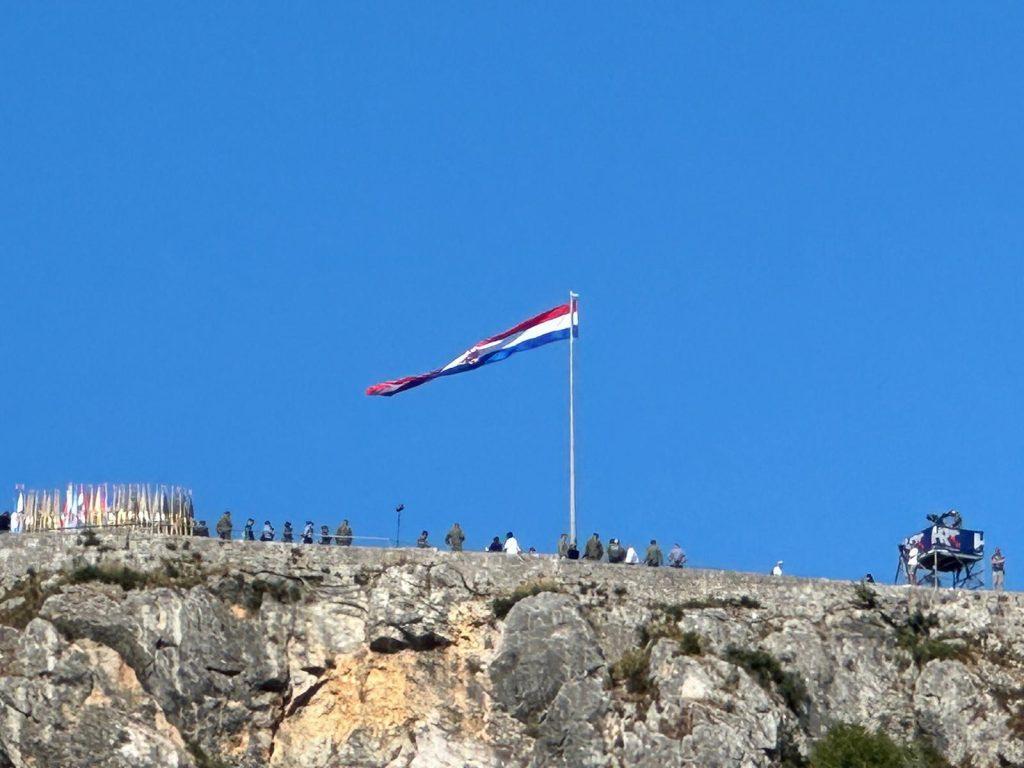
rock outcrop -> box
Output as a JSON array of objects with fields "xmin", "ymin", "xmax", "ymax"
[{"xmin": 0, "ymin": 532, "xmax": 1021, "ymax": 767}]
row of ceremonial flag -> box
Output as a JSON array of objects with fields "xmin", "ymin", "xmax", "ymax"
[{"xmin": 12, "ymin": 483, "xmax": 194, "ymax": 534}]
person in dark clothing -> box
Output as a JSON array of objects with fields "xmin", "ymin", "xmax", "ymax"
[
  {"xmin": 193, "ymin": 520, "xmax": 209, "ymax": 537},
  {"xmin": 335, "ymin": 519, "xmax": 353, "ymax": 546},
  {"xmin": 0, "ymin": 511, "xmax": 10, "ymax": 533},
  {"xmin": 282, "ymin": 522, "xmax": 293, "ymax": 543},
  {"xmin": 584, "ymin": 533, "xmax": 604, "ymax": 561},
  {"xmin": 319, "ymin": 525, "xmax": 332, "ymax": 544},
  {"xmin": 864, "ymin": 573, "xmax": 875, "ymax": 583},
  {"xmin": 607, "ymin": 538, "xmax": 626, "ymax": 563},
  {"xmin": 567, "ymin": 542, "xmax": 580, "ymax": 560},
  {"xmin": 417, "ymin": 530, "xmax": 430, "ymax": 548},
  {"xmin": 487, "ymin": 536, "xmax": 503, "ymax": 553},
  {"xmin": 645, "ymin": 539, "xmax": 663, "ymax": 567},
  {"xmin": 215, "ymin": 511, "xmax": 232, "ymax": 540},
  {"xmin": 260, "ymin": 521, "xmax": 275, "ymax": 541},
  {"xmin": 445, "ymin": 523, "xmax": 466, "ymax": 552},
  {"xmin": 301, "ymin": 521, "xmax": 314, "ymax": 544},
  {"xmin": 992, "ymin": 548, "xmax": 1006, "ymax": 591},
  {"xmin": 243, "ymin": 518, "xmax": 255, "ymax": 541}
]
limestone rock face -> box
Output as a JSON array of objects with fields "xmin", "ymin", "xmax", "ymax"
[
  {"xmin": 0, "ymin": 532, "xmax": 1022, "ymax": 767},
  {"xmin": 490, "ymin": 591, "xmax": 606, "ymax": 721}
]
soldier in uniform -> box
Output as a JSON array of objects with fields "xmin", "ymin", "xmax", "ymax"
[
  {"xmin": 215, "ymin": 511, "xmax": 232, "ymax": 540},
  {"xmin": 645, "ymin": 539, "xmax": 664, "ymax": 567},
  {"xmin": 445, "ymin": 523, "xmax": 466, "ymax": 552},
  {"xmin": 336, "ymin": 519, "xmax": 353, "ymax": 546},
  {"xmin": 584, "ymin": 533, "xmax": 604, "ymax": 561}
]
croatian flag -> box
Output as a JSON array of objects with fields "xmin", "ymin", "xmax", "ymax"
[{"xmin": 367, "ymin": 298, "xmax": 579, "ymax": 397}]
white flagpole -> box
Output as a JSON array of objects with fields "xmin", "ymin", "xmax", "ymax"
[{"xmin": 568, "ymin": 291, "xmax": 578, "ymax": 546}]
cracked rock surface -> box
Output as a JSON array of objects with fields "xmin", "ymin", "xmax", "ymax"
[{"xmin": 0, "ymin": 532, "xmax": 1023, "ymax": 767}]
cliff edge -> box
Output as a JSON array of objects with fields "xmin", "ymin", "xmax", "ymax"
[{"xmin": 0, "ymin": 532, "xmax": 1021, "ymax": 767}]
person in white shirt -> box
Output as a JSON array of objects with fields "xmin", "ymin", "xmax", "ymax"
[
  {"xmin": 624, "ymin": 546, "xmax": 640, "ymax": 565},
  {"xmin": 503, "ymin": 531, "xmax": 522, "ymax": 557},
  {"xmin": 771, "ymin": 560, "xmax": 784, "ymax": 576},
  {"xmin": 906, "ymin": 546, "xmax": 920, "ymax": 585}
]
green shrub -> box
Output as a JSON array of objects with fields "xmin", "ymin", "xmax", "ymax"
[
  {"xmin": 663, "ymin": 595, "xmax": 761, "ymax": 613},
  {"xmin": 491, "ymin": 581, "xmax": 561, "ymax": 619},
  {"xmin": 810, "ymin": 724, "xmax": 950, "ymax": 768},
  {"xmin": 896, "ymin": 611, "xmax": 972, "ymax": 667},
  {"xmin": 724, "ymin": 646, "xmax": 808, "ymax": 713},
  {"xmin": 185, "ymin": 741, "xmax": 231, "ymax": 768},
  {"xmin": 852, "ymin": 582, "xmax": 878, "ymax": 610},
  {"xmin": 640, "ymin": 619, "xmax": 681, "ymax": 645},
  {"xmin": 0, "ymin": 569, "xmax": 52, "ymax": 629},
  {"xmin": 677, "ymin": 631, "xmax": 703, "ymax": 656},
  {"xmin": 68, "ymin": 562, "xmax": 202, "ymax": 592},
  {"xmin": 244, "ymin": 578, "xmax": 304, "ymax": 613},
  {"xmin": 610, "ymin": 648, "xmax": 656, "ymax": 696},
  {"xmin": 810, "ymin": 724, "xmax": 906, "ymax": 768},
  {"xmin": 69, "ymin": 564, "xmax": 150, "ymax": 591}
]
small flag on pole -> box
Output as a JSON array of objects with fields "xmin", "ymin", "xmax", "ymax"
[{"xmin": 366, "ymin": 299, "xmax": 579, "ymax": 396}]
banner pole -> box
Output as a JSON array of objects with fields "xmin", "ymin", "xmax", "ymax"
[{"xmin": 568, "ymin": 291, "xmax": 578, "ymax": 547}]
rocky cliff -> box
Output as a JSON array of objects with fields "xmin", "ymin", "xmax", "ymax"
[{"xmin": 0, "ymin": 532, "xmax": 1021, "ymax": 768}]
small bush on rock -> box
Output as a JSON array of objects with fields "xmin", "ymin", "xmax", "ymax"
[
  {"xmin": 852, "ymin": 582, "xmax": 878, "ymax": 610},
  {"xmin": 724, "ymin": 646, "xmax": 809, "ymax": 713},
  {"xmin": 810, "ymin": 724, "xmax": 950, "ymax": 768},
  {"xmin": 662, "ymin": 595, "xmax": 761, "ymax": 613},
  {"xmin": 677, "ymin": 631, "xmax": 703, "ymax": 656},
  {"xmin": 491, "ymin": 581, "xmax": 561, "ymax": 619},
  {"xmin": 611, "ymin": 648, "xmax": 656, "ymax": 697},
  {"xmin": 896, "ymin": 611, "xmax": 972, "ymax": 667},
  {"xmin": 69, "ymin": 564, "xmax": 149, "ymax": 591}
]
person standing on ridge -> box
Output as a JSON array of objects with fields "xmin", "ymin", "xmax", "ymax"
[
  {"xmin": 301, "ymin": 521, "xmax": 314, "ymax": 544},
  {"xmin": 260, "ymin": 521, "xmax": 275, "ymax": 541},
  {"xmin": 417, "ymin": 530, "xmax": 430, "ymax": 548},
  {"xmin": 445, "ymin": 523, "xmax": 465, "ymax": 552},
  {"xmin": 282, "ymin": 522, "xmax": 294, "ymax": 543},
  {"xmin": 215, "ymin": 511, "xmax": 232, "ymax": 540},
  {"xmin": 584, "ymin": 533, "xmax": 604, "ymax": 561},
  {"xmin": 503, "ymin": 531, "xmax": 522, "ymax": 558},
  {"xmin": 487, "ymin": 536, "xmax": 502, "ymax": 553},
  {"xmin": 645, "ymin": 540, "xmax": 663, "ymax": 567},
  {"xmin": 557, "ymin": 533, "xmax": 569, "ymax": 558},
  {"xmin": 243, "ymin": 518, "xmax": 255, "ymax": 541},
  {"xmin": 906, "ymin": 546, "xmax": 919, "ymax": 585},
  {"xmin": 319, "ymin": 525, "xmax": 331, "ymax": 544},
  {"xmin": 624, "ymin": 545, "xmax": 639, "ymax": 564},
  {"xmin": 194, "ymin": 520, "xmax": 209, "ymax": 537},
  {"xmin": 771, "ymin": 560, "xmax": 784, "ymax": 577},
  {"xmin": 336, "ymin": 519, "xmax": 353, "ymax": 546},
  {"xmin": 992, "ymin": 548, "xmax": 1006, "ymax": 591}
]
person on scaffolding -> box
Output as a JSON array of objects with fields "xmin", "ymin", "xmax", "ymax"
[{"xmin": 906, "ymin": 544, "xmax": 920, "ymax": 586}]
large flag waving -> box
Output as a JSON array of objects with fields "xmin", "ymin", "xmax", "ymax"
[{"xmin": 367, "ymin": 298, "xmax": 579, "ymax": 397}]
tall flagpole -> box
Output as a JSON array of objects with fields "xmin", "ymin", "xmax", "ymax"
[{"xmin": 568, "ymin": 290, "xmax": 578, "ymax": 546}]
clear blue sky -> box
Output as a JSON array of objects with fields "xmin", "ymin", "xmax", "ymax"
[{"xmin": 3, "ymin": 4, "xmax": 1022, "ymax": 586}]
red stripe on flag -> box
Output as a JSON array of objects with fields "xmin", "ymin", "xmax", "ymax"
[{"xmin": 475, "ymin": 302, "xmax": 570, "ymax": 346}]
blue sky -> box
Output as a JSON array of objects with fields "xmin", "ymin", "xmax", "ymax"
[{"xmin": 2, "ymin": 4, "xmax": 1022, "ymax": 586}]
